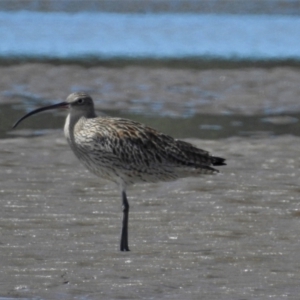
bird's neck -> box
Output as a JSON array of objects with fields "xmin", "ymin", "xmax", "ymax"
[{"xmin": 64, "ymin": 113, "xmax": 81, "ymax": 142}]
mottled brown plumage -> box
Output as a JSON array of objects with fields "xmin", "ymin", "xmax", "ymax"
[{"xmin": 13, "ymin": 91, "xmax": 226, "ymax": 251}]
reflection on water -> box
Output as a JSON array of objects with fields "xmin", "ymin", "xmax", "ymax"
[{"xmin": 2, "ymin": 103, "xmax": 299, "ymax": 140}]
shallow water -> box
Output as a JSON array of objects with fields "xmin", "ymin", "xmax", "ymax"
[
  {"xmin": 0, "ymin": 133, "xmax": 300, "ymax": 299},
  {"xmin": 2, "ymin": 65, "xmax": 300, "ymax": 141},
  {"xmin": 2, "ymin": 102, "xmax": 300, "ymax": 140}
]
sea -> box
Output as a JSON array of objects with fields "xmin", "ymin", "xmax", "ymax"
[{"xmin": 0, "ymin": 0, "xmax": 299, "ymax": 63}]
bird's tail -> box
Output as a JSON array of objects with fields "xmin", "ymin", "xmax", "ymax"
[{"xmin": 211, "ymin": 156, "xmax": 226, "ymax": 166}]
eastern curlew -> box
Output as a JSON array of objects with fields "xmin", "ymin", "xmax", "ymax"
[{"xmin": 13, "ymin": 92, "xmax": 226, "ymax": 251}]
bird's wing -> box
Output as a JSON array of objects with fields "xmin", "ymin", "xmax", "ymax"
[{"xmin": 78, "ymin": 118, "xmax": 222, "ymax": 171}]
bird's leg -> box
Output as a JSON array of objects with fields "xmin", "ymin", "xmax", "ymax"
[{"xmin": 120, "ymin": 190, "xmax": 130, "ymax": 251}]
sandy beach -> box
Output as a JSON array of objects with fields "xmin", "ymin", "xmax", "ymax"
[{"xmin": 0, "ymin": 63, "xmax": 300, "ymax": 299}]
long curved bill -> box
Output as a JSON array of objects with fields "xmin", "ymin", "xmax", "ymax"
[{"xmin": 12, "ymin": 102, "xmax": 69, "ymax": 129}]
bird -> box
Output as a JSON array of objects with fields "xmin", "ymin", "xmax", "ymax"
[{"xmin": 13, "ymin": 91, "xmax": 226, "ymax": 251}]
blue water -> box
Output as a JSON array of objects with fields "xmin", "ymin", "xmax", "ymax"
[{"xmin": 0, "ymin": 11, "xmax": 300, "ymax": 61}]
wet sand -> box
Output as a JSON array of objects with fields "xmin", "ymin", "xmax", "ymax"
[
  {"xmin": 0, "ymin": 64, "xmax": 300, "ymax": 299},
  {"xmin": 1, "ymin": 64, "xmax": 300, "ymax": 115},
  {"xmin": 1, "ymin": 134, "xmax": 300, "ymax": 299}
]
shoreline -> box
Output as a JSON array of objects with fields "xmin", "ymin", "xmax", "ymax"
[{"xmin": 1, "ymin": 58, "xmax": 300, "ymax": 69}]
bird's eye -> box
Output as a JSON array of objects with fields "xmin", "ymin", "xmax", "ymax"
[{"xmin": 77, "ymin": 98, "xmax": 85, "ymax": 104}]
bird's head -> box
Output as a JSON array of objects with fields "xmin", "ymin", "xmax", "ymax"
[{"xmin": 13, "ymin": 92, "xmax": 96, "ymax": 129}]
